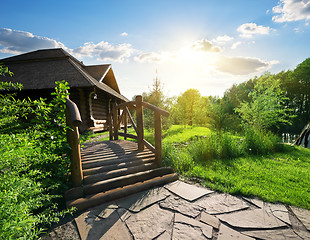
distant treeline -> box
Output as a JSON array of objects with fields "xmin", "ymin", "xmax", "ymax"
[{"xmin": 140, "ymin": 58, "xmax": 310, "ymax": 138}]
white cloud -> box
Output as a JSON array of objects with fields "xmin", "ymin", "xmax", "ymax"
[
  {"xmin": 231, "ymin": 41, "xmax": 242, "ymax": 49},
  {"xmin": 215, "ymin": 56, "xmax": 278, "ymax": 75},
  {"xmin": 192, "ymin": 39, "xmax": 222, "ymax": 52},
  {"xmin": 134, "ymin": 52, "xmax": 174, "ymax": 63},
  {"xmin": 0, "ymin": 28, "xmax": 66, "ymax": 54},
  {"xmin": 212, "ymin": 35, "xmax": 234, "ymax": 44},
  {"xmin": 237, "ymin": 23, "xmax": 272, "ymax": 38},
  {"xmin": 272, "ymin": 0, "xmax": 310, "ymax": 22},
  {"xmin": 72, "ymin": 41, "xmax": 133, "ymax": 63},
  {"xmin": 121, "ymin": 32, "xmax": 128, "ymax": 36}
]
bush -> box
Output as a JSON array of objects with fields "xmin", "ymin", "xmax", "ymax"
[
  {"xmin": 241, "ymin": 126, "xmax": 281, "ymax": 155},
  {"xmin": 0, "ymin": 80, "xmax": 73, "ymax": 239}
]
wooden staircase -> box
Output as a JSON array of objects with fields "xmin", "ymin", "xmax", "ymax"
[
  {"xmin": 64, "ymin": 96, "xmax": 178, "ymax": 212},
  {"xmin": 65, "ymin": 140, "xmax": 178, "ymax": 211}
]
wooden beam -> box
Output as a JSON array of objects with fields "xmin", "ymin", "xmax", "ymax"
[
  {"xmin": 154, "ymin": 111, "xmax": 162, "ymax": 164},
  {"xmin": 142, "ymin": 102, "xmax": 169, "ymax": 117},
  {"xmin": 117, "ymin": 101, "xmax": 136, "ymax": 109},
  {"xmin": 136, "ymin": 95, "xmax": 144, "ymax": 151},
  {"xmin": 142, "ymin": 139, "xmax": 155, "ymax": 153},
  {"xmin": 124, "ymin": 109, "xmax": 128, "ymax": 140},
  {"xmin": 118, "ymin": 132, "xmax": 138, "ymax": 140},
  {"xmin": 112, "ymin": 102, "xmax": 118, "ymax": 140}
]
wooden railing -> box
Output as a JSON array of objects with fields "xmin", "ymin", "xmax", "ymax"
[
  {"xmin": 65, "ymin": 98, "xmax": 83, "ymax": 187},
  {"xmin": 109, "ymin": 95, "xmax": 169, "ymax": 165}
]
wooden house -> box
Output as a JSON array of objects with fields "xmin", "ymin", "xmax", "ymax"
[{"xmin": 0, "ymin": 48, "xmax": 128, "ymax": 132}]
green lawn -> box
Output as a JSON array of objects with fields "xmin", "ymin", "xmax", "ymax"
[
  {"xmin": 188, "ymin": 145, "xmax": 310, "ymax": 209},
  {"xmin": 84, "ymin": 125, "xmax": 310, "ymax": 209}
]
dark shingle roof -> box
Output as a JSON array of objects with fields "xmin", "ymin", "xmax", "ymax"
[{"xmin": 0, "ymin": 48, "xmax": 128, "ymax": 101}]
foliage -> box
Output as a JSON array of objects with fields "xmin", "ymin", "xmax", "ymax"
[
  {"xmin": 161, "ymin": 125, "xmax": 310, "ymax": 209},
  {"xmin": 235, "ymin": 74, "xmax": 294, "ymax": 131},
  {"xmin": 140, "ymin": 73, "xmax": 172, "ymax": 130},
  {"xmin": 171, "ymin": 89, "xmax": 208, "ymax": 126},
  {"xmin": 0, "ymin": 77, "xmax": 73, "ymax": 239}
]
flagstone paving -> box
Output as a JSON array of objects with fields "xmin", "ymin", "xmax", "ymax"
[{"xmin": 43, "ymin": 180, "xmax": 310, "ymax": 240}]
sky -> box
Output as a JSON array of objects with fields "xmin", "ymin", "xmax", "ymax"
[{"xmin": 1, "ymin": 0, "xmax": 310, "ymax": 99}]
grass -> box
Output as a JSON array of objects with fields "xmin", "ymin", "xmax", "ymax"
[
  {"xmin": 160, "ymin": 126, "xmax": 310, "ymax": 209},
  {"xmin": 188, "ymin": 145, "xmax": 310, "ymax": 209},
  {"xmin": 84, "ymin": 125, "xmax": 310, "ymax": 209}
]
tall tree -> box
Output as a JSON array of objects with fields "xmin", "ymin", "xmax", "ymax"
[
  {"xmin": 171, "ymin": 89, "xmax": 207, "ymax": 126},
  {"xmin": 235, "ymin": 74, "xmax": 293, "ymax": 131}
]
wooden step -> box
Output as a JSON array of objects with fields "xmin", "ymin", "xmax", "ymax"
[
  {"xmin": 65, "ymin": 167, "xmax": 174, "ymax": 200},
  {"xmin": 66, "ymin": 173, "xmax": 179, "ymax": 212},
  {"xmin": 82, "ymin": 152, "xmax": 155, "ymax": 169},
  {"xmin": 82, "ymin": 150, "xmax": 153, "ymax": 164},
  {"xmin": 83, "ymin": 162, "xmax": 158, "ymax": 184},
  {"xmin": 81, "ymin": 146, "xmax": 140, "ymax": 159},
  {"xmin": 82, "ymin": 157, "xmax": 156, "ymax": 176}
]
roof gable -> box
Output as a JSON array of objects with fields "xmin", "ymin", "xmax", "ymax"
[{"xmin": 0, "ymin": 48, "xmax": 127, "ymax": 101}]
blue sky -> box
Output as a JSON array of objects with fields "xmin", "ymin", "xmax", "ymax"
[{"xmin": 1, "ymin": 0, "xmax": 310, "ymax": 98}]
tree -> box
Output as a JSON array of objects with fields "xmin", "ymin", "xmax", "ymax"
[
  {"xmin": 235, "ymin": 74, "xmax": 293, "ymax": 131},
  {"xmin": 171, "ymin": 89, "xmax": 207, "ymax": 126},
  {"xmin": 140, "ymin": 71, "xmax": 171, "ymax": 130}
]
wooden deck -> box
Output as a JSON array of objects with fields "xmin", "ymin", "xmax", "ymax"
[{"xmin": 65, "ymin": 140, "xmax": 178, "ymax": 211}]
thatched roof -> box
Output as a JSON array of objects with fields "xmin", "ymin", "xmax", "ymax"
[{"xmin": 0, "ymin": 48, "xmax": 128, "ymax": 101}]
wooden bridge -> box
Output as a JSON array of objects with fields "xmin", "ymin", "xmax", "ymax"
[{"xmin": 64, "ymin": 95, "xmax": 178, "ymax": 211}]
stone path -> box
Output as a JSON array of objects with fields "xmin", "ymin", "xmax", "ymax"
[{"xmin": 44, "ymin": 180, "xmax": 310, "ymax": 240}]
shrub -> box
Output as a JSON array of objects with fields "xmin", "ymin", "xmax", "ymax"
[{"xmin": 0, "ymin": 80, "xmax": 73, "ymax": 239}]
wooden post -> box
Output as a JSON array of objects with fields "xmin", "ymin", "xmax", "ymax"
[
  {"xmin": 154, "ymin": 111, "xmax": 162, "ymax": 164},
  {"xmin": 66, "ymin": 108, "xmax": 83, "ymax": 187},
  {"xmin": 124, "ymin": 109, "xmax": 128, "ymax": 140},
  {"xmin": 108, "ymin": 111, "xmax": 113, "ymax": 140},
  {"xmin": 136, "ymin": 95, "xmax": 144, "ymax": 151},
  {"xmin": 113, "ymin": 102, "xmax": 119, "ymax": 140}
]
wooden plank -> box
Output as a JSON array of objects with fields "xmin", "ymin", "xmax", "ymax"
[
  {"xmin": 112, "ymin": 103, "xmax": 118, "ymax": 140},
  {"xmin": 142, "ymin": 102, "xmax": 169, "ymax": 117},
  {"xmin": 154, "ymin": 111, "xmax": 162, "ymax": 164},
  {"xmin": 118, "ymin": 132, "xmax": 138, "ymax": 140},
  {"xmin": 136, "ymin": 95, "xmax": 144, "ymax": 151},
  {"xmin": 117, "ymin": 101, "xmax": 136, "ymax": 109},
  {"xmin": 142, "ymin": 139, "xmax": 155, "ymax": 153},
  {"xmin": 124, "ymin": 110, "xmax": 127, "ymax": 140},
  {"xmin": 125, "ymin": 107, "xmax": 138, "ymax": 134}
]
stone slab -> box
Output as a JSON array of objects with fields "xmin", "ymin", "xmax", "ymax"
[
  {"xmin": 164, "ymin": 180, "xmax": 213, "ymax": 201},
  {"xmin": 174, "ymin": 213, "xmax": 213, "ymax": 239},
  {"xmin": 43, "ymin": 221, "xmax": 80, "ymax": 240},
  {"xmin": 218, "ymin": 209, "xmax": 287, "ymax": 229},
  {"xmin": 200, "ymin": 211, "xmax": 220, "ymax": 229},
  {"xmin": 116, "ymin": 187, "xmax": 170, "ymax": 213},
  {"xmin": 242, "ymin": 228, "xmax": 303, "ymax": 240},
  {"xmin": 218, "ymin": 224, "xmax": 255, "ymax": 240},
  {"xmin": 125, "ymin": 204, "xmax": 174, "ymax": 240},
  {"xmin": 172, "ymin": 223, "xmax": 207, "ymax": 240},
  {"xmin": 156, "ymin": 230, "xmax": 172, "ymax": 240},
  {"xmin": 197, "ymin": 193, "xmax": 249, "ymax": 214},
  {"xmin": 75, "ymin": 207, "xmax": 132, "ymax": 240},
  {"xmin": 291, "ymin": 206, "xmax": 310, "ymax": 231},
  {"xmin": 160, "ymin": 196, "xmax": 203, "ymax": 218},
  {"xmin": 243, "ymin": 197, "xmax": 264, "ymax": 209},
  {"xmin": 265, "ymin": 203, "xmax": 290, "ymax": 225}
]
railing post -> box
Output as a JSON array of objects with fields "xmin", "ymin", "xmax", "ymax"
[
  {"xmin": 124, "ymin": 109, "xmax": 128, "ymax": 140},
  {"xmin": 136, "ymin": 95, "xmax": 144, "ymax": 151},
  {"xmin": 113, "ymin": 102, "xmax": 119, "ymax": 140},
  {"xmin": 66, "ymin": 104, "xmax": 83, "ymax": 187},
  {"xmin": 154, "ymin": 111, "xmax": 162, "ymax": 164},
  {"xmin": 108, "ymin": 111, "xmax": 113, "ymax": 141}
]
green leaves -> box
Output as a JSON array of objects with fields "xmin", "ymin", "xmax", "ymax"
[
  {"xmin": 0, "ymin": 79, "xmax": 72, "ymax": 239},
  {"xmin": 235, "ymin": 74, "xmax": 294, "ymax": 131}
]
